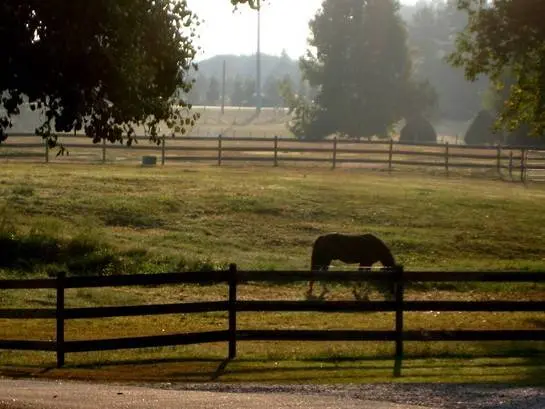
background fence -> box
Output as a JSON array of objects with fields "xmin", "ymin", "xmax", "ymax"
[
  {"xmin": 2, "ymin": 133, "xmax": 545, "ymax": 182},
  {"xmin": 1, "ymin": 265, "xmax": 544, "ymax": 376}
]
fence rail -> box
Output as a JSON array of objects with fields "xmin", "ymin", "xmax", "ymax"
[
  {"xmin": 1, "ymin": 266, "xmax": 545, "ymax": 375},
  {"xmin": 2, "ymin": 134, "xmax": 545, "ymax": 181}
]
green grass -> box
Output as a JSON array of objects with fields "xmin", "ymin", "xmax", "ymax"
[
  {"xmin": 1, "ymin": 163, "xmax": 545, "ymax": 383},
  {"xmin": 2, "ymin": 354, "xmax": 545, "ymax": 384},
  {"xmin": 2, "ymin": 163, "xmax": 544, "ymax": 273}
]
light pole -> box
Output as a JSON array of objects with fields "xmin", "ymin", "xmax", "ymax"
[{"xmin": 256, "ymin": 0, "xmax": 262, "ymax": 114}]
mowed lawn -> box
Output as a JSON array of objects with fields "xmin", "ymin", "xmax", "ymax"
[
  {"xmin": 2, "ymin": 162, "xmax": 545, "ymax": 271},
  {"xmin": 1, "ymin": 163, "xmax": 545, "ymax": 383}
]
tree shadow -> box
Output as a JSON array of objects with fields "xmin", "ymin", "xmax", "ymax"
[{"xmin": 471, "ymin": 317, "xmax": 545, "ymax": 386}]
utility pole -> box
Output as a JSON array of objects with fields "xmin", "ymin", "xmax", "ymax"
[
  {"xmin": 256, "ymin": 0, "xmax": 262, "ymax": 114},
  {"xmin": 221, "ymin": 59, "xmax": 226, "ymax": 115}
]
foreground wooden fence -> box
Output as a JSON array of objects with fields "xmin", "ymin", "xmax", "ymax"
[
  {"xmin": 1, "ymin": 266, "xmax": 545, "ymax": 375},
  {"xmin": 2, "ymin": 134, "xmax": 545, "ymax": 181}
]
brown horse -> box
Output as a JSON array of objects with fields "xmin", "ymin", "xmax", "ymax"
[{"xmin": 309, "ymin": 233, "xmax": 397, "ymax": 299}]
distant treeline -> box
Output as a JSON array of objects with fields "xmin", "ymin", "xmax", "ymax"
[{"xmin": 186, "ymin": 1, "xmax": 487, "ymax": 122}]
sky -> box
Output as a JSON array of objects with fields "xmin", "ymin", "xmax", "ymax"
[{"xmin": 186, "ymin": 0, "xmax": 418, "ymax": 62}]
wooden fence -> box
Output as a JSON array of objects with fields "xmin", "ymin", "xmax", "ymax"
[
  {"xmin": 1, "ymin": 266, "xmax": 545, "ymax": 376},
  {"xmin": 2, "ymin": 134, "xmax": 545, "ymax": 181}
]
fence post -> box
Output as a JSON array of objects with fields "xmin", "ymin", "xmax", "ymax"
[
  {"xmin": 388, "ymin": 139, "xmax": 393, "ymax": 173},
  {"xmin": 273, "ymin": 135, "xmax": 278, "ymax": 167},
  {"xmin": 445, "ymin": 142, "xmax": 449, "ymax": 176},
  {"xmin": 218, "ymin": 134, "xmax": 223, "ymax": 167},
  {"xmin": 228, "ymin": 263, "xmax": 237, "ymax": 359},
  {"xmin": 509, "ymin": 150, "xmax": 513, "ymax": 180},
  {"xmin": 524, "ymin": 148, "xmax": 529, "ymax": 182},
  {"xmin": 496, "ymin": 144, "xmax": 502, "ymax": 176},
  {"xmin": 394, "ymin": 265, "xmax": 404, "ymax": 377},
  {"xmin": 520, "ymin": 148, "xmax": 526, "ymax": 183},
  {"xmin": 161, "ymin": 137, "xmax": 166, "ymax": 166},
  {"xmin": 44, "ymin": 140, "xmax": 49, "ymax": 164},
  {"xmin": 102, "ymin": 138, "xmax": 106, "ymax": 163},
  {"xmin": 56, "ymin": 271, "xmax": 66, "ymax": 368},
  {"xmin": 332, "ymin": 137, "xmax": 338, "ymax": 170}
]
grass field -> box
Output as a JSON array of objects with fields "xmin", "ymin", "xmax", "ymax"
[{"xmin": 1, "ymin": 163, "xmax": 545, "ymax": 383}]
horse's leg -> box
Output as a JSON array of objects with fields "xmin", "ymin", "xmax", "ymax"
[
  {"xmin": 307, "ymin": 264, "xmax": 322, "ymax": 298},
  {"xmin": 318, "ymin": 264, "xmax": 330, "ymax": 299},
  {"xmin": 354, "ymin": 264, "xmax": 371, "ymax": 301},
  {"xmin": 307, "ymin": 275, "xmax": 314, "ymax": 297}
]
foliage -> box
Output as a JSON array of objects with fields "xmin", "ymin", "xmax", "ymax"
[
  {"xmin": 263, "ymin": 75, "xmax": 284, "ymax": 107},
  {"xmin": 464, "ymin": 110, "xmax": 501, "ymax": 145},
  {"xmin": 482, "ymin": 71, "xmax": 545, "ymax": 147},
  {"xmin": 205, "ymin": 77, "xmax": 221, "ymax": 106},
  {"xmin": 231, "ymin": 76, "xmax": 246, "ymax": 107},
  {"xmin": 292, "ymin": 0, "xmax": 435, "ymax": 140},
  {"xmin": 407, "ymin": 0, "xmax": 489, "ymax": 121},
  {"xmin": 279, "ymin": 77, "xmax": 326, "ymax": 140},
  {"xmin": 448, "ymin": 0, "xmax": 545, "ymax": 136},
  {"xmin": 402, "ymin": 80, "xmax": 438, "ymax": 119},
  {"xmin": 399, "ymin": 114, "xmax": 437, "ymax": 143},
  {"xmin": 189, "ymin": 53, "xmax": 300, "ymax": 108},
  {"xmin": 0, "ymin": 0, "xmax": 200, "ymax": 146},
  {"xmin": 505, "ymin": 124, "xmax": 545, "ymax": 148}
]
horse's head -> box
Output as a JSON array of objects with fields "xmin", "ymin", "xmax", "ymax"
[{"xmin": 379, "ymin": 249, "xmax": 396, "ymax": 269}]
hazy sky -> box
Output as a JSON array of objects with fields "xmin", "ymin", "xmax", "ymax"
[{"xmin": 187, "ymin": 0, "xmax": 418, "ymax": 61}]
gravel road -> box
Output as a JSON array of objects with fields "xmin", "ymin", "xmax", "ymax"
[{"xmin": 2, "ymin": 379, "xmax": 545, "ymax": 409}]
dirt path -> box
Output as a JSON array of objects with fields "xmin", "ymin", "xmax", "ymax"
[{"xmin": 0, "ymin": 379, "xmax": 432, "ymax": 409}]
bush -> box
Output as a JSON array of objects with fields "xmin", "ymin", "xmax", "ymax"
[
  {"xmin": 0, "ymin": 229, "xmax": 125, "ymax": 276},
  {"xmin": 399, "ymin": 115, "xmax": 437, "ymax": 144},
  {"xmin": 505, "ymin": 124, "xmax": 545, "ymax": 147},
  {"xmin": 464, "ymin": 110, "xmax": 502, "ymax": 145}
]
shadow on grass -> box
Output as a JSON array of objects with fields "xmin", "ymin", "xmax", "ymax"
[
  {"xmin": 471, "ymin": 318, "xmax": 545, "ymax": 387},
  {"xmin": 3, "ymin": 352, "xmax": 545, "ymax": 384}
]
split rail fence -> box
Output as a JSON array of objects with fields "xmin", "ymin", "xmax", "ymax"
[
  {"xmin": 1, "ymin": 265, "xmax": 545, "ymax": 375},
  {"xmin": 2, "ymin": 134, "xmax": 545, "ymax": 181}
]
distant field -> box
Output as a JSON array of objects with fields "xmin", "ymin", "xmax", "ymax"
[{"xmin": 7, "ymin": 104, "xmax": 470, "ymax": 140}]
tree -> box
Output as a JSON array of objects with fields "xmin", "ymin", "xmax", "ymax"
[
  {"xmin": 399, "ymin": 114, "xmax": 437, "ymax": 143},
  {"xmin": 279, "ymin": 77, "xmax": 323, "ymax": 140},
  {"xmin": 242, "ymin": 78, "xmax": 256, "ymax": 106},
  {"xmin": 295, "ymin": 0, "xmax": 433, "ymax": 140},
  {"xmin": 0, "ymin": 0, "xmax": 202, "ymax": 146},
  {"xmin": 205, "ymin": 77, "xmax": 221, "ymax": 106},
  {"xmin": 482, "ymin": 71, "xmax": 545, "ymax": 146},
  {"xmin": 464, "ymin": 110, "xmax": 501, "ymax": 145},
  {"xmin": 263, "ymin": 75, "xmax": 283, "ymax": 107},
  {"xmin": 448, "ymin": 0, "xmax": 545, "ymax": 136},
  {"xmin": 231, "ymin": 76, "xmax": 246, "ymax": 107},
  {"xmin": 407, "ymin": 0, "xmax": 488, "ymax": 121}
]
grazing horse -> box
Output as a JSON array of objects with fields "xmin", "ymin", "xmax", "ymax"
[{"xmin": 309, "ymin": 233, "xmax": 397, "ymax": 299}]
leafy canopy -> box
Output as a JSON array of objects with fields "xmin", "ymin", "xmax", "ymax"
[
  {"xmin": 0, "ymin": 0, "xmax": 201, "ymax": 146},
  {"xmin": 286, "ymin": 0, "xmax": 435, "ymax": 140},
  {"xmin": 448, "ymin": 0, "xmax": 545, "ymax": 136},
  {"xmin": 407, "ymin": 1, "xmax": 488, "ymax": 121}
]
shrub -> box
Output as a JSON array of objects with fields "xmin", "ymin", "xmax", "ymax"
[
  {"xmin": 505, "ymin": 124, "xmax": 545, "ymax": 147},
  {"xmin": 399, "ymin": 115, "xmax": 437, "ymax": 144},
  {"xmin": 464, "ymin": 110, "xmax": 502, "ymax": 145}
]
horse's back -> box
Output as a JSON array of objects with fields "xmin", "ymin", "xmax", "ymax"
[{"xmin": 315, "ymin": 233, "xmax": 382, "ymax": 246}]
